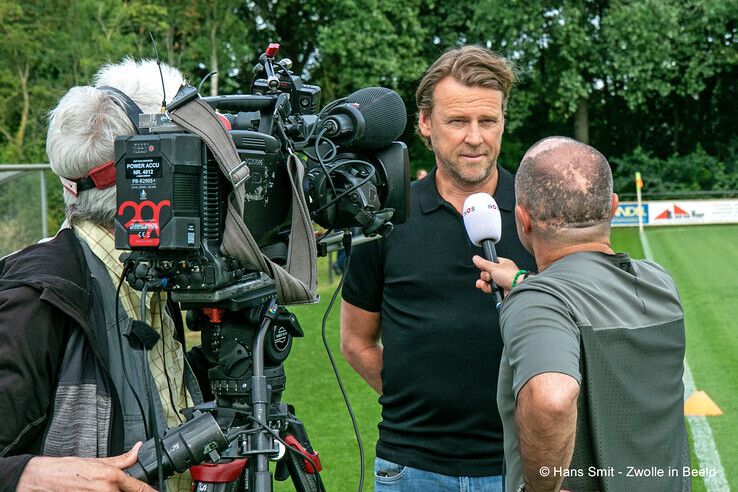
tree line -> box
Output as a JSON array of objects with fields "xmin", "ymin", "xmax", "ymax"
[{"xmin": 1, "ymin": 0, "xmax": 736, "ymax": 201}]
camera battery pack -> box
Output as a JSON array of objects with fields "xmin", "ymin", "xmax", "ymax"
[{"xmin": 114, "ymin": 133, "xmax": 204, "ymax": 250}]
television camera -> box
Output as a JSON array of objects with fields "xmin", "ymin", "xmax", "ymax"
[{"xmin": 113, "ymin": 43, "xmax": 410, "ymax": 490}]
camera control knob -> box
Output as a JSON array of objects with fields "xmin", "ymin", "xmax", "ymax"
[
  {"xmin": 219, "ymin": 342, "xmax": 251, "ymax": 378},
  {"xmin": 175, "ymin": 273, "xmax": 189, "ymax": 288},
  {"xmin": 135, "ymin": 263, "xmax": 150, "ymax": 279}
]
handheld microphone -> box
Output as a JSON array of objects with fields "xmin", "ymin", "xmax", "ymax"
[
  {"xmin": 322, "ymin": 87, "xmax": 406, "ymax": 149},
  {"xmin": 462, "ymin": 193, "xmax": 504, "ymax": 310}
]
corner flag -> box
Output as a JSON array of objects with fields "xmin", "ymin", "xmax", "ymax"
[{"xmin": 635, "ymin": 172, "xmax": 643, "ymax": 190}]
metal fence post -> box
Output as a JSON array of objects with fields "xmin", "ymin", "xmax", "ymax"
[{"xmin": 40, "ymin": 170, "xmax": 48, "ymax": 238}]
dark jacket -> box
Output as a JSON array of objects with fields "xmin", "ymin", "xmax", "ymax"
[{"xmin": 0, "ymin": 229, "xmax": 124, "ymax": 490}]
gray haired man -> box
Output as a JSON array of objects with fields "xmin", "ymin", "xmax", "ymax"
[{"xmin": 0, "ymin": 59, "xmax": 200, "ymax": 491}]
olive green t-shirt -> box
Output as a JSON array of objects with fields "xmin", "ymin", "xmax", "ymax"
[{"xmin": 497, "ymin": 251, "xmax": 689, "ymax": 492}]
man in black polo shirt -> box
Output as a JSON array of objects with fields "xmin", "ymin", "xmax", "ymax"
[{"xmin": 340, "ymin": 45, "xmax": 536, "ymax": 491}]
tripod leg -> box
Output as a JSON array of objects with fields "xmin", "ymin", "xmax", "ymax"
[
  {"xmin": 281, "ymin": 414, "xmax": 326, "ymax": 492},
  {"xmin": 191, "ymin": 460, "xmax": 247, "ymax": 492},
  {"xmin": 283, "ymin": 445, "xmax": 325, "ymax": 492}
]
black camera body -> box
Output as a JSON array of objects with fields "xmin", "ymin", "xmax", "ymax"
[
  {"xmin": 252, "ymin": 76, "xmax": 321, "ymax": 115},
  {"xmin": 113, "ymin": 56, "xmax": 409, "ymax": 301}
]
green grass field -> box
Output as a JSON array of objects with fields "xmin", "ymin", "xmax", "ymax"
[
  {"xmin": 649, "ymin": 226, "xmax": 736, "ymax": 491},
  {"xmin": 612, "ymin": 225, "xmax": 736, "ymax": 492},
  {"xmin": 185, "ymin": 226, "xmax": 735, "ymax": 491},
  {"xmin": 275, "ymin": 261, "xmax": 381, "ymax": 491}
]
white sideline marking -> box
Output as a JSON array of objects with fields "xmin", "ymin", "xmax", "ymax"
[{"xmin": 639, "ymin": 229, "xmax": 729, "ymax": 491}]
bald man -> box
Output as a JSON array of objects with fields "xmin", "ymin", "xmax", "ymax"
[{"xmin": 474, "ymin": 137, "xmax": 690, "ymax": 492}]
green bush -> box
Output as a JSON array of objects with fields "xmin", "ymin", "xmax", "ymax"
[{"xmin": 612, "ymin": 146, "xmax": 738, "ymax": 195}]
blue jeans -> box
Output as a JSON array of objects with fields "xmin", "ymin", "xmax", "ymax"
[{"xmin": 374, "ymin": 457, "xmax": 503, "ymax": 492}]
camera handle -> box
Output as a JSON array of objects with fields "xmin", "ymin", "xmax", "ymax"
[{"xmin": 251, "ymin": 298, "xmax": 278, "ymax": 490}]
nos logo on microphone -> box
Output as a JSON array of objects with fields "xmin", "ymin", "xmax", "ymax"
[{"xmin": 463, "ymin": 203, "xmax": 497, "ymax": 217}]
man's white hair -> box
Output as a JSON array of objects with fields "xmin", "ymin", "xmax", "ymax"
[{"xmin": 46, "ymin": 58, "xmax": 185, "ymax": 227}]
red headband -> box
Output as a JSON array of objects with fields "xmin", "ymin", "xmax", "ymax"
[{"xmin": 59, "ymin": 160, "xmax": 116, "ymax": 197}]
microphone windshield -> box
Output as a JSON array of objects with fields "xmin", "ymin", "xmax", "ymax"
[
  {"xmin": 463, "ymin": 193, "xmax": 502, "ymax": 245},
  {"xmin": 346, "ymin": 87, "xmax": 406, "ymax": 149}
]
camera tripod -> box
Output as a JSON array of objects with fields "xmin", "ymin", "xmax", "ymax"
[{"xmin": 127, "ymin": 275, "xmax": 326, "ymax": 492}]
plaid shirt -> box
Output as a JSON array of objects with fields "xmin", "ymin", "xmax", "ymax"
[{"xmin": 75, "ymin": 222, "xmax": 192, "ymax": 491}]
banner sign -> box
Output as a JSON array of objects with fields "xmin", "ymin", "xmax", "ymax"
[
  {"xmin": 612, "ymin": 202, "xmax": 648, "ymax": 226},
  {"xmin": 612, "ymin": 199, "xmax": 738, "ymax": 227}
]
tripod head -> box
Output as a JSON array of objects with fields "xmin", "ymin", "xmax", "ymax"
[{"xmin": 186, "ymin": 279, "xmax": 303, "ymax": 410}]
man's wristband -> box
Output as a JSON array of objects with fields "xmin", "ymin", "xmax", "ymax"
[{"xmin": 512, "ymin": 269, "xmax": 529, "ymax": 288}]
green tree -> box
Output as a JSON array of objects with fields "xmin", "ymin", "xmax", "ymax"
[
  {"xmin": 471, "ymin": 0, "xmax": 608, "ymax": 146},
  {"xmin": 313, "ymin": 0, "xmax": 426, "ymax": 99},
  {"xmin": 0, "ymin": 0, "xmax": 66, "ymax": 161},
  {"xmin": 603, "ymin": 0, "xmax": 738, "ymax": 154},
  {"xmin": 153, "ymin": 0, "xmax": 252, "ymax": 96},
  {"xmin": 611, "ymin": 145, "xmax": 736, "ymax": 196}
]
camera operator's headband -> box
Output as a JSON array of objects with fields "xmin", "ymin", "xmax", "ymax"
[
  {"xmin": 58, "ymin": 87, "xmax": 144, "ymax": 197},
  {"xmin": 97, "ymin": 86, "xmax": 148, "ymax": 135},
  {"xmin": 59, "ymin": 160, "xmax": 116, "ymax": 197}
]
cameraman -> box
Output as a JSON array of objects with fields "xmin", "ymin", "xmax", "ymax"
[
  {"xmin": 0, "ymin": 59, "xmax": 202, "ymax": 491},
  {"xmin": 474, "ymin": 137, "xmax": 689, "ymax": 491}
]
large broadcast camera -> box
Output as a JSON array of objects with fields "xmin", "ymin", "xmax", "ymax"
[
  {"xmin": 113, "ymin": 43, "xmax": 410, "ymax": 491},
  {"xmin": 114, "ymin": 43, "xmax": 409, "ymax": 299}
]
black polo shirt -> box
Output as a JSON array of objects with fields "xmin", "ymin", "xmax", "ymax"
[{"xmin": 342, "ymin": 165, "xmax": 537, "ymax": 477}]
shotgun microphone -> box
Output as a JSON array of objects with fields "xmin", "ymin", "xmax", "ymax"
[
  {"xmin": 462, "ymin": 193, "xmax": 504, "ymax": 310},
  {"xmin": 321, "ymin": 87, "xmax": 406, "ymax": 149}
]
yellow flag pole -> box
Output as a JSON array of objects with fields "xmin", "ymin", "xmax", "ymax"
[{"xmin": 635, "ymin": 172, "xmax": 644, "ymax": 233}]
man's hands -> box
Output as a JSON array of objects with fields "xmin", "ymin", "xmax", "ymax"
[
  {"xmin": 472, "ymin": 255, "xmax": 522, "ymax": 295},
  {"xmin": 16, "ymin": 442, "xmax": 155, "ymax": 492}
]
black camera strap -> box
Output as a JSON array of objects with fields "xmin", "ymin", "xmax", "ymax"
[{"xmin": 166, "ymin": 85, "xmax": 317, "ymax": 304}]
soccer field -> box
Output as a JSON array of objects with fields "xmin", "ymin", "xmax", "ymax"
[
  {"xmin": 612, "ymin": 225, "xmax": 737, "ymax": 492},
  {"xmin": 189, "ymin": 225, "xmax": 736, "ymax": 491}
]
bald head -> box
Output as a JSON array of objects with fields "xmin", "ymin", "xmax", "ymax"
[{"xmin": 515, "ymin": 137, "xmax": 613, "ymax": 242}]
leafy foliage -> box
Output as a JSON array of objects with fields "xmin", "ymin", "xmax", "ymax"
[
  {"xmin": 612, "ymin": 146, "xmax": 738, "ymax": 196},
  {"xmin": 0, "ymin": 0, "xmax": 736, "ymax": 226}
]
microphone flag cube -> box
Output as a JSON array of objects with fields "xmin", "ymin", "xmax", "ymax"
[{"xmin": 462, "ymin": 193, "xmax": 502, "ymax": 245}]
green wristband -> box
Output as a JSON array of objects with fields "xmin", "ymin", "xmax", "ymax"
[{"xmin": 512, "ymin": 269, "xmax": 528, "ymax": 288}]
